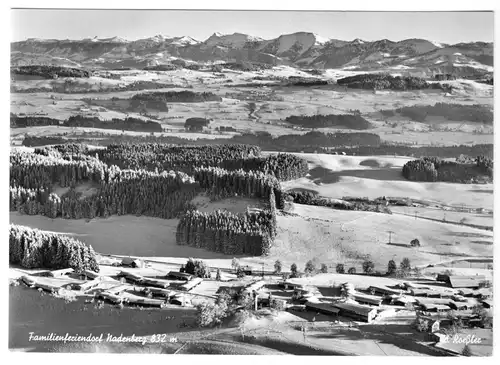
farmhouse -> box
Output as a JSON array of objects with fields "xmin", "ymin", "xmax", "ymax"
[
  {"xmin": 332, "ymin": 302, "xmax": 378, "ymax": 323},
  {"xmin": 121, "ymin": 257, "xmax": 144, "ymax": 268}
]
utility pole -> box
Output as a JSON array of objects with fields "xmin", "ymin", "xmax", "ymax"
[
  {"xmin": 387, "ymin": 231, "xmax": 395, "ymax": 244},
  {"xmin": 262, "ymin": 262, "xmax": 265, "ymax": 278}
]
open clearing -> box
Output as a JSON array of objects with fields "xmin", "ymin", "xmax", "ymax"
[
  {"xmin": 271, "ymin": 203, "xmax": 493, "ymax": 270},
  {"xmin": 12, "ymin": 68, "xmax": 493, "ymax": 147},
  {"xmin": 281, "ymin": 154, "xmax": 494, "ymax": 211}
]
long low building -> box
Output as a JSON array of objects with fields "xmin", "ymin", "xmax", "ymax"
[
  {"xmin": 368, "ymin": 285, "xmax": 403, "ymax": 296},
  {"xmin": 305, "ymin": 301, "xmax": 340, "ymax": 316},
  {"xmin": 419, "ymin": 303, "xmax": 452, "ymax": 313},
  {"xmin": 332, "ymin": 302, "xmax": 378, "ymax": 323},
  {"xmin": 178, "ymin": 277, "xmax": 203, "ymax": 292},
  {"xmin": 353, "ymin": 292, "xmax": 383, "ymax": 306}
]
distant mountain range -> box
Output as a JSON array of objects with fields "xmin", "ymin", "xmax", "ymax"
[{"xmin": 11, "ymin": 32, "xmax": 493, "ymax": 76}]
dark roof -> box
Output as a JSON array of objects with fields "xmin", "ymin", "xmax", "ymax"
[
  {"xmin": 168, "ymin": 271, "xmax": 193, "ymax": 279},
  {"xmin": 333, "ymin": 302, "xmax": 377, "ymax": 316},
  {"xmin": 121, "ymin": 257, "xmax": 142, "ymax": 265},
  {"xmin": 482, "ymin": 299, "xmax": 493, "ymax": 308},
  {"xmin": 448, "ymin": 276, "xmax": 483, "ymax": 288}
]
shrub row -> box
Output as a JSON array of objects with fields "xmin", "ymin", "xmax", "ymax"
[{"xmin": 9, "ymin": 224, "xmax": 99, "ymax": 272}]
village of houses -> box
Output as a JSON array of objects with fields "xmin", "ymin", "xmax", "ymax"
[{"xmin": 11, "ymin": 252, "xmax": 493, "ymax": 356}]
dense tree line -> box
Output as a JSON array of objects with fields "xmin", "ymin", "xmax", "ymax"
[
  {"xmin": 9, "ymin": 224, "xmax": 99, "ymax": 272},
  {"xmin": 10, "ymin": 168, "xmax": 200, "ymax": 220},
  {"xmin": 95, "ymin": 143, "xmax": 261, "ymax": 174},
  {"xmin": 285, "ymin": 114, "xmax": 372, "ymax": 130},
  {"xmin": 176, "ymin": 209, "xmax": 275, "ymax": 256},
  {"xmin": 337, "ymin": 73, "xmax": 437, "ymax": 90},
  {"xmin": 402, "ymin": 156, "xmax": 493, "ymax": 183},
  {"xmin": 285, "ymin": 190, "xmax": 392, "ymax": 214},
  {"xmin": 286, "ymin": 77, "xmax": 328, "ymax": 87},
  {"xmin": 10, "ymin": 114, "xmax": 60, "ymax": 128},
  {"xmin": 11, "ymin": 65, "xmax": 91, "ymax": 79},
  {"xmin": 131, "ymin": 91, "xmax": 222, "ymax": 103},
  {"xmin": 10, "ymin": 149, "xmax": 200, "ymax": 219},
  {"xmin": 21, "ymin": 131, "xmax": 383, "ymax": 151},
  {"xmin": 194, "ymin": 167, "xmax": 284, "ymax": 209},
  {"xmin": 221, "ymin": 153, "xmax": 309, "ymax": 181},
  {"xmin": 11, "ymin": 114, "xmax": 163, "ymax": 133},
  {"xmin": 383, "ymin": 103, "xmax": 493, "ymax": 124},
  {"xmin": 10, "ymin": 150, "xmax": 108, "ymax": 190},
  {"xmin": 185, "ymin": 117, "xmax": 210, "ymax": 131},
  {"xmin": 65, "ymin": 116, "xmax": 163, "ymax": 132}
]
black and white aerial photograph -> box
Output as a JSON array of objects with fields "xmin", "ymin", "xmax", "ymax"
[{"xmin": 7, "ymin": 3, "xmax": 497, "ymax": 359}]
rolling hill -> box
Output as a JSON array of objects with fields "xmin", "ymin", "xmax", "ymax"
[{"xmin": 11, "ymin": 33, "xmax": 493, "ymax": 77}]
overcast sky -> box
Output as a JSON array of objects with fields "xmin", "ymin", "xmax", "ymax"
[{"xmin": 11, "ymin": 10, "xmax": 494, "ymax": 44}]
